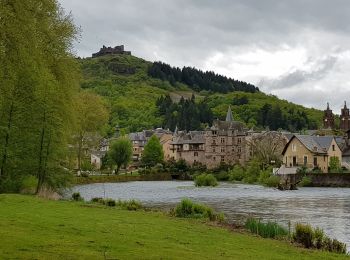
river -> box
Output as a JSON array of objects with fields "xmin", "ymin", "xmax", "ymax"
[{"xmin": 71, "ymin": 181, "xmax": 350, "ymax": 248}]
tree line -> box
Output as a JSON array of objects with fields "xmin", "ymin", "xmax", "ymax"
[
  {"xmin": 256, "ymin": 104, "xmax": 318, "ymax": 131},
  {"xmin": 148, "ymin": 62, "xmax": 259, "ymax": 94},
  {"xmin": 156, "ymin": 95, "xmax": 213, "ymax": 131}
]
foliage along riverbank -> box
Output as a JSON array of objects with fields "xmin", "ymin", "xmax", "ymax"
[
  {"xmin": 0, "ymin": 194, "xmax": 347, "ymax": 260},
  {"xmin": 73, "ymin": 172, "xmax": 172, "ymax": 185}
]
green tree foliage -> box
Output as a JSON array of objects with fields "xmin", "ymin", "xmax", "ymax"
[
  {"xmin": 0, "ymin": 0, "xmax": 80, "ymax": 193},
  {"xmin": 329, "ymin": 156, "xmax": 340, "ymax": 173},
  {"xmin": 148, "ymin": 62, "xmax": 259, "ymax": 93},
  {"xmin": 108, "ymin": 137, "xmax": 133, "ymax": 174},
  {"xmin": 156, "ymin": 94, "xmax": 213, "ymax": 131},
  {"xmin": 74, "ymin": 91, "xmax": 109, "ymax": 171},
  {"xmin": 142, "ymin": 135, "xmax": 164, "ymax": 167}
]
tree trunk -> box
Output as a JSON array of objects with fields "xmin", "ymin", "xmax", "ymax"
[
  {"xmin": 77, "ymin": 133, "xmax": 83, "ymax": 171},
  {"xmin": 0, "ymin": 101, "xmax": 14, "ymax": 178},
  {"xmin": 36, "ymin": 111, "xmax": 46, "ymax": 194}
]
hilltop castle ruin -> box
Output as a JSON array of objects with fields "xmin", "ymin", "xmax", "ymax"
[{"xmin": 92, "ymin": 45, "xmax": 131, "ymax": 58}]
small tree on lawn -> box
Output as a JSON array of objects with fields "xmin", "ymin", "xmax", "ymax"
[
  {"xmin": 108, "ymin": 137, "xmax": 133, "ymax": 174},
  {"xmin": 142, "ymin": 135, "xmax": 164, "ymax": 167}
]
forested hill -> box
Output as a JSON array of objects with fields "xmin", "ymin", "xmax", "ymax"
[
  {"xmin": 148, "ymin": 62, "xmax": 259, "ymax": 93},
  {"xmin": 80, "ymin": 53, "xmax": 323, "ymax": 134}
]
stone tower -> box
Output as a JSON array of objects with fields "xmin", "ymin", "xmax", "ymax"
[
  {"xmin": 323, "ymin": 102, "xmax": 335, "ymax": 129},
  {"xmin": 340, "ymin": 101, "xmax": 350, "ymax": 131}
]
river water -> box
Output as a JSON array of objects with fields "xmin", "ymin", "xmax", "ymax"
[{"xmin": 71, "ymin": 181, "xmax": 350, "ymax": 247}]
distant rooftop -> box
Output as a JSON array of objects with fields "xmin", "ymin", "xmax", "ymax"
[{"xmin": 92, "ymin": 45, "xmax": 131, "ymax": 58}]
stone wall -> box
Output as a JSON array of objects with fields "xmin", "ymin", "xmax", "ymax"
[{"xmin": 306, "ymin": 173, "xmax": 350, "ymax": 187}]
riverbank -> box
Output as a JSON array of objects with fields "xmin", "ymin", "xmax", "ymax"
[
  {"xmin": 73, "ymin": 172, "xmax": 172, "ymax": 185},
  {"xmin": 0, "ymin": 194, "xmax": 347, "ymax": 259}
]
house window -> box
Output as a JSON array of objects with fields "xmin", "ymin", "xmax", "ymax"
[
  {"xmin": 212, "ymin": 139, "xmax": 216, "ymax": 145},
  {"xmin": 332, "ymin": 145, "xmax": 335, "ymax": 151},
  {"xmin": 213, "ymin": 157, "xmax": 216, "ymax": 161},
  {"xmin": 212, "ymin": 131, "xmax": 217, "ymax": 135},
  {"xmin": 221, "ymin": 138, "xmax": 225, "ymax": 143},
  {"xmin": 313, "ymin": 157, "xmax": 318, "ymax": 167},
  {"xmin": 293, "ymin": 156, "xmax": 297, "ymax": 166},
  {"xmin": 292, "ymin": 144, "xmax": 297, "ymax": 152},
  {"xmin": 238, "ymin": 147, "xmax": 242, "ymax": 153},
  {"xmin": 303, "ymin": 156, "xmax": 308, "ymax": 166},
  {"xmin": 221, "ymin": 147, "xmax": 225, "ymax": 153},
  {"xmin": 212, "ymin": 148, "xmax": 216, "ymax": 153},
  {"xmin": 194, "ymin": 152, "xmax": 198, "ymax": 157},
  {"xmin": 221, "ymin": 156, "xmax": 225, "ymax": 162},
  {"xmin": 238, "ymin": 138, "xmax": 241, "ymax": 144},
  {"xmin": 232, "ymin": 147, "xmax": 235, "ymax": 152}
]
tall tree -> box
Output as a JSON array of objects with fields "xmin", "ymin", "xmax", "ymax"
[
  {"xmin": 75, "ymin": 91, "xmax": 108, "ymax": 171},
  {"xmin": 108, "ymin": 137, "xmax": 133, "ymax": 174},
  {"xmin": 142, "ymin": 135, "xmax": 164, "ymax": 167},
  {"xmin": 0, "ymin": 0, "xmax": 80, "ymax": 193}
]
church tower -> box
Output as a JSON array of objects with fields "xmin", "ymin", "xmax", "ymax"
[
  {"xmin": 340, "ymin": 101, "xmax": 350, "ymax": 131},
  {"xmin": 226, "ymin": 106, "xmax": 234, "ymax": 122},
  {"xmin": 323, "ymin": 102, "xmax": 335, "ymax": 129}
]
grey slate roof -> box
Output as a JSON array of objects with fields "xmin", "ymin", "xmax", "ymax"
[
  {"xmin": 171, "ymin": 131, "xmax": 205, "ymax": 145},
  {"xmin": 293, "ymin": 135, "xmax": 335, "ymax": 154}
]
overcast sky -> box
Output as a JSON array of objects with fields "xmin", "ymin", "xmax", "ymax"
[{"xmin": 59, "ymin": 0, "xmax": 350, "ymax": 113}]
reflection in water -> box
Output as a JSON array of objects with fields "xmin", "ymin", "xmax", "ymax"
[{"xmin": 71, "ymin": 181, "xmax": 350, "ymax": 248}]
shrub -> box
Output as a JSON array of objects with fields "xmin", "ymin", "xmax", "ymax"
[
  {"xmin": 313, "ymin": 227, "xmax": 324, "ymax": 249},
  {"xmin": 229, "ymin": 165, "xmax": 246, "ymax": 182},
  {"xmin": 293, "ymin": 223, "xmax": 314, "ymax": 248},
  {"xmin": 299, "ymin": 176, "xmax": 312, "ymax": 187},
  {"xmin": 174, "ymin": 199, "xmax": 223, "ymax": 222},
  {"xmin": 105, "ymin": 198, "xmax": 116, "ymax": 207},
  {"xmin": 245, "ymin": 218, "xmax": 288, "ymax": 239},
  {"xmin": 91, "ymin": 197, "xmax": 104, "ymax": 203},
  {"xmin": 194, "ymin": 174, "xmax": 218, "ymax": 187},
  {"xmin": 72, "ymin": 192, "xmax": 83, "ymax": 201},
  {"xmin": 215, "ymin": 171, "xmax": 230, "ymax": 181},
  {"xmin": 292, "ymin": 224, "xmax": 347, "ymax": 254},
  {"xmin": 265, "ymin": 175, "xmax": 280, "ymax": 187},
  {"xmin": 117, "ymin": 199, "xmax": 143, "ymax": 211}
]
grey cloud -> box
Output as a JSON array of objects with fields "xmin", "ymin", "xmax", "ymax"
[{"xmin": 259, "ymin": 55, "xmax": 338, "ymax": 90}]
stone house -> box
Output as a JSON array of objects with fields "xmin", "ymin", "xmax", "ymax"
[
  {"xmin": 169, "ymin": 131, "xmax": 206, "ymax": 165},
  {"xmin": 129, "ymin": 128, "xmax": 173, "ymax": 162},
  {"xmin": 282, "ymin": 135, "xmax": 342, "ymax": 173}
]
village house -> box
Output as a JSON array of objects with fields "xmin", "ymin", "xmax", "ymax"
[
  {"xmin": 169, "ymin": 130, "xmax": 206, "ymax": 165},
  {"xmin": 129, "ymin": 128, "xmax": 172, "ymax": 162},
  {"xmin": 281, "ymin": 135, "xmax": 342, "ymax": 173}
]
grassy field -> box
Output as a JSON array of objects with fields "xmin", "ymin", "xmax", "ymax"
[{"xmin": 0, "ymin": 195, "xmax": 347, "ymax": 260}]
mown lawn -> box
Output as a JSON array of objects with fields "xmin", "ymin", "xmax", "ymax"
[{"xmin": 0, "ymin": 194, "xmax": 347, "ymax": 260}]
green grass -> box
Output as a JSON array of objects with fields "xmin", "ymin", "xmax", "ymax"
[
  {"xmin": 245, "ymin": 218, "xmax": 289, "ymax": 239},
  {"xmin": 0, "ymin": 194, "xmax": 347, "ymax": 259}
]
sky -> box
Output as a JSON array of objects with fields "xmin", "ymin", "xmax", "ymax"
[{"xmin": 59, "ymin": 0, "xmax": 350, "ymax": 113}]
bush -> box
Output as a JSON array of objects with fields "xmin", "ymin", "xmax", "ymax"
[
  {"xmin": 174, "ymin": 199, "xmax": 223, "ymax": 222},
  {"xmin": 91, "ymin": 197, "xmax": 104, "ymax": 203},
  {"xmin": 293, "ymin": 223, "xmax": 347, "ymax": 254},
  {"xmin": 245, "ymin": 218, "xmax": 288, "ymax": 239},
  {"xmin": 293, "ymin": 223, "xmax": 314, "ymax": 248},
  {"xmin": 215, "ymin": 171, "xmax": 230, "ymax": 181},
  {"xmin": 117, "ymin": 199, "xmax": 143, "ymax": 211},
  {"xmin": 229, "ymin": 165, "xmax": 246, "ymax": 182},
  {"xmin": 194, "ymin": 174, "xmax": 218, "ymax": 187},
  {"xmin": 105, "ymin": 198, "xmax": 116, "ymax": 207},
  {"xmin": 72, "ymin": 192, "xmax": 83, "ymax": 201},
  {"xmin": 299, "ymin": 176, "xmax": 312, "ymax": 187},
  {"xmin": 265, "ymin": 175, "xmax": 280, "ymax": 187}
]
